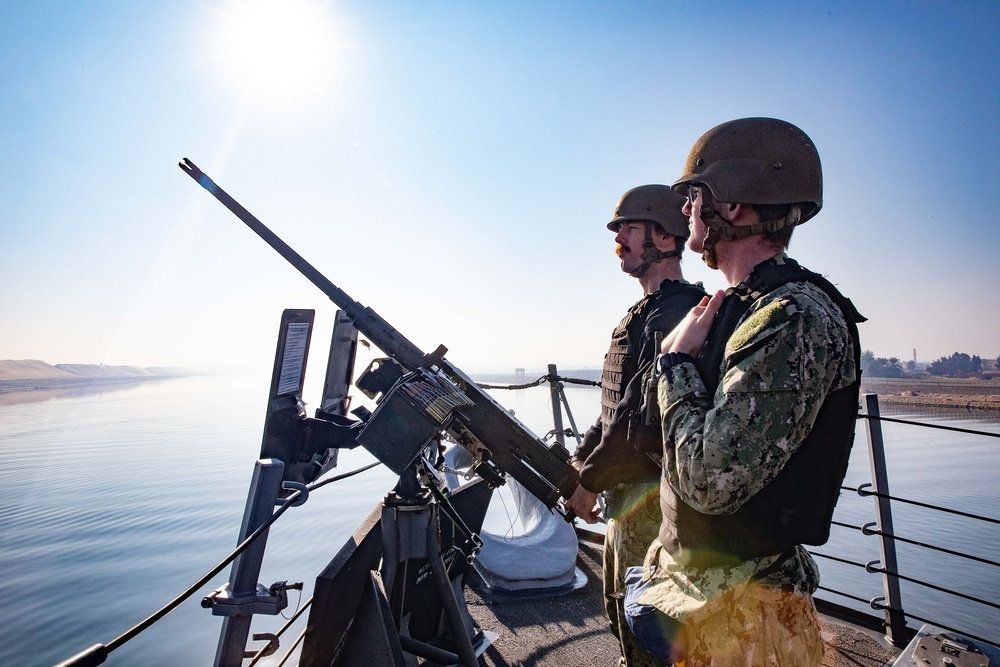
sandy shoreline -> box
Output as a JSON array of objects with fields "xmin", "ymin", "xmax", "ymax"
[
  {"xmin": 0, "ymin": 375, "xmax": 177, "ymax": 394},
  {"xmin": 0, "ymin": 360, "xmax": 195, "ymax": 398},
  {"xmin": 2, "ymin": 364, "xmax": 998, "ymax": 412},
  {"xmin": 873, "ymin": 393, "xmax": 1000, "ymax": 411},
  {"xmin": 860, "ymin": 378, "xmax": 1000, "ymax": 412}
]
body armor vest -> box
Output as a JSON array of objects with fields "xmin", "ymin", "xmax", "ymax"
[
  {"xmin": 660, "ymin": 258, "xmax": 865, "ymax": 568},
  {"xmin": 601, "ymin": 297, "xmax": 651, "ymax": 427},
  {"xmin": 600, "ymin": 281, "xmax": 707, "ymax": 427}
]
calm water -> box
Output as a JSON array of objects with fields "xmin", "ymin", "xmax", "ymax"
[{"xmin": 1, "ymin": 373, "xmax": 997, "ymax": 666}]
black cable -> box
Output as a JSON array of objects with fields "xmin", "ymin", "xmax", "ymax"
[
  {"xmin": 852, "ymin": 485, "xmax": 1000, "ymax": 525},
  {"xmin": 89, "ymin": 461, "xmax": 381, "ymax": 657},
  {"xmin": 867, "ymin": 564, "xmax": 1000, "ymax": 610},
  {"xmin": 870, "ymin": 600, "xmax": 999, "ymax": 648},
  {"xmin": 477, "ymin": 375, "xmax": 601, "ymax": 390},
  {"xmin": 105, "ymin": 487, "xmax": 303, "ymax": 652},
  {"xmin": 860, "ymin": 413, "xmax": 1000, "ymax": 439},
  {"xmin": 307, "ymin": 460, "xmax": 381, "ymax": 491},
  {"xmin": 831, "ymin": 520, "xmax": 1000, "ymax": 568},
  {"xmin": 246, "ymin": 596, "xmax": 314, "ymax": 666}
]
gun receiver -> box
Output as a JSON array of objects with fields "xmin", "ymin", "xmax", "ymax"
[{"xmin": 179, "ymin": 159, "xmax": 579, "ymax": 511}]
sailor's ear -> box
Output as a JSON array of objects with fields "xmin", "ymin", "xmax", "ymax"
[{"xmin": 653, "ymin": 230, "xmax": 677, "ymax": 253}]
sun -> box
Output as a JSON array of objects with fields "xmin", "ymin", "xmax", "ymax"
[{"xmin": 212, "ymin": 0, "xmax": 337, "ymax": 106}]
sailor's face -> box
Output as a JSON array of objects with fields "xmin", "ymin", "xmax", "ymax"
[
  {"xmin": 683, "ymin": 186, "xmax": 707, "ymax": 254},
  {"xmin": 613, "ymin": 222, "xmax": 648, "ymax": 274}
]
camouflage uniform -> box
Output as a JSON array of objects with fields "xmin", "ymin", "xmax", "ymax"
[
  {"xmin": 636, "ymin": 254, "xmax": 857, "ymax": 667},
  {"xmin": 574, "ymin": 279, "xmax": 706, "ymax": 667},
  {"xmin": 604, "ymin": 481, "xmax": 663, "ymax": 667}
]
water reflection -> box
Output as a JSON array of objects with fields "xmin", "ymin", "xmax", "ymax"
[
  {"xmin": 2, "ymin": 378, "xmax": 997, "ymax": 665},
  {"xmin": 0, "ymin": 378, "xmax": 181, "ymax": 407}
]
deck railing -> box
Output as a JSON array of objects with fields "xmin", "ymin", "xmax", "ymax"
[
  {"xmin": 515, "ymin": 373, "xmax": 1000, "ymax": 650},
  {"xmin": 53, "ymin": 375, "xmax": 1000, "ymax": 666},
  {"xmin": 810, "ymin": 392, "xmax": 1000, "ymax": 648}
]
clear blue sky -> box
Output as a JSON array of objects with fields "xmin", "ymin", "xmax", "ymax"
[{"xmin": 2, "ymin": 1, "xmax": 998, "ymax": 374}]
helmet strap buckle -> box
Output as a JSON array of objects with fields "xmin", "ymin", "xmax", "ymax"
[{"xmin": 627, "ymin": 222, "xmax": 680, "ymax": 277}]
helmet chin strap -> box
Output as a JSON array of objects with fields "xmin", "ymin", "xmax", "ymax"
[
  {"xmin": 627, "ymin": 222, "xmax": 679, "ymax": 278},
  {"xmin": 696, "ymin": 203, "xmax": 802, "ymax": 270}
]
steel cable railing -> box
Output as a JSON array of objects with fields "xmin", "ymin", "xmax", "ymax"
[
  {"xmin": 829, "ymin": 518, "xmax": 1000, "ymax": 568},
  {"xmin": 67, "ymin": 385, "xmax": 999, "ymax": 665},
  {"xmin": 814, "ymin": 402, "xmax": 1000, "ymax": 648},
  {"xmin": 54, "ymin": 461, "xmax": 382, "ymax": 667},
  {"xmin": 246, "ymin": 599, "xmax": 314, "ymax": 666},
  {"xmin": 860, "ymin": 522, "xmax": 1000, "ymax": 568},
  {"xmin": 850, "ymin": 483, "xmax": 1000, "ymax": 525},
  {"xmin": 869, "ymin": 599, "xmax": 996, "ymax": 648},
  {"xmin": 862, "ymin": 560, "xmax": 1000, "ymax": 611},
  {"xmin": 476, "ymin": 373, "xmax": 600, "ymax": 390},
  {"xmin": 862, "ymin": 413, "xmax": 1000, "ymax": 439}
]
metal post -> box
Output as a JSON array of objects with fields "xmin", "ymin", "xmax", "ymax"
[
  {"xmin": 556, "ymin": 384, "xmax": 583, "ymax": 445},
  {"xmin": 213, "ymin": 458, "xmax": 285, "ymax": 667},
  {"xmin": 861, "ymin": 393, "xmax": 908, "ymax": 647},
  {"xmin": 547, "ymin": 364, "xmax": 566, "ymax": 448}
]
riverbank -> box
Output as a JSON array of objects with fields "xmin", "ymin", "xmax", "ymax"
[
  {"xmin": 4, "ymin": 360, "xmax": 998, "ymax": 411},
  {"xmin": 860, "ymin": 377, "xmax": 1000, "ymax": 411},
  {"xmin": 0, "ymin": 359, "xmax": 193, "ymax": 394}
]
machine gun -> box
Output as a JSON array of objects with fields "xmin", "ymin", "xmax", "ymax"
[{"xmin": 179, "ymin": 159, "xmax": 579, "ymax": 512}]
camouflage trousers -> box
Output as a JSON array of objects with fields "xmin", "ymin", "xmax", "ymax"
[
  {"xmin": 634, "ymin": 540, "xmax": 825, "ymax": 667},
  {"xmin": 603, "ymin": 481, "xmax": 662, "ymax": 667},
  {"xmin": 677, "ymin": 583, "xmax": 823, "ymax": 667}
]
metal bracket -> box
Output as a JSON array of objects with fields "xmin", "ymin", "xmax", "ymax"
[
  {"xmin": 202, "ymin": 580, "xmax": 300, "ymax": 617},
  {"xmin": 244, "ymin": 633, "xmax": 279, "ymax": 659},
  {"xmin": 276, "ymin": 481, "xmax": 309, "ymax": 507}
]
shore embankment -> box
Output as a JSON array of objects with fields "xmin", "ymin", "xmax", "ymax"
[
  {"xmin": 860, "ymin": 377, "xmax": 1000, "ymax": 411},
  {"xmin": 4, "ymin": 360, "xmax": 998, "ymax": 412},
  {"xmin": 0, "ymin": 359, "xmax": 191, "ymax": 394}
]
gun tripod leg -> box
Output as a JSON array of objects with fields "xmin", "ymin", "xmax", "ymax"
[
  {"xmin": 426, "ymin": 506, "xmax": 480, "ymax": 667},
  {"xmin": 379, "ymin": 465, "xmax": 481, "ymax": 667}
]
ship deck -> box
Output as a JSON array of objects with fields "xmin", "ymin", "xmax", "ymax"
[{"xmin": 464, "ymin": 539, "xmax": 900, "ymax": 667}]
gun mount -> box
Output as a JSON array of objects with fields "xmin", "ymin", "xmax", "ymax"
[{"xmin": 179, "ymin": 158, "xmax": 579, "ymax": 512}]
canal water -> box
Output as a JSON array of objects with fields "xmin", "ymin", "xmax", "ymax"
[{"xmin": 1, "ymin": 371, "xmax": 997, "ymax": 666}]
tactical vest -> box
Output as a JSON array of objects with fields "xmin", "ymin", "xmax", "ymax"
[
  {"xmin": 660, "ymin": 258, "xmax": 865, "ymax": 568},
  {"xmin": 601, "ymin": 297, "xmax": 651, "ymax": 426},
  {"xmin": 600, "ymin": 281, "xmax": 706, "ymax": 427}
]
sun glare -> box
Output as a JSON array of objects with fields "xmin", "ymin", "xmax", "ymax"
[{"xmin": 213, "ymin": 0, "xmax": 337, "ymax": 106}]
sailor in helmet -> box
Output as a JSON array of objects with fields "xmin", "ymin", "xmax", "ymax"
[
  {"xmin": 568, "ymin": 184, "xmax": 707, "ymax": 667},
  {"xmin": 624, "ymin": 118, "xmax": 865, "ymax": 666}
]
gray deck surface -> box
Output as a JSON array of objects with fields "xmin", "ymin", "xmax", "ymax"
[{"xmin": 464, "ymin": 540, "xmax": 900, "ymax": 667}]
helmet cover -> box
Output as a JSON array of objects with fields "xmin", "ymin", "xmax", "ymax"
[
  {"xmin": 607, "ymin": 184, "xmax": 691, "ymax": 238},
  {"xmin": 672, "ymin": 117, "xmax": 822, "ymax": 223}
]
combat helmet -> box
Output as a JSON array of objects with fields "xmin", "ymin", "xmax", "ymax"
[
  {"xmin": 672, "ymin": 118, "xmax": 822, "ymax": 268},
  {"xmin": 607, "ymin": 184, "xmax": 689, "ymax": 278}
]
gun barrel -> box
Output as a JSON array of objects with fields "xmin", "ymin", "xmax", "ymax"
[
  {"xmin": 180, "ymin": 159, "xmax": 353, "ymax": 310},
  {"xmin": 179, "ymin": 159, "xmax": 580, "ymax": 507},
  {"xmin": 179, "ymin": 159, "xmax": 426, "ymax": 369}
]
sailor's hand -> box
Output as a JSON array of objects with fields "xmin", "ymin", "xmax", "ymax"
[
  {"xmin": 661, "ymin": 290, "xmax": 725, "ymax": 357},
  {"xmin": 567, "ymin": 484, "xmax": 601, "ymax": 524}
]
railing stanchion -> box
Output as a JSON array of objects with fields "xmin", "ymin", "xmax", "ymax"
[
  {"xmin": 862, "ymin": 393, "xmax": 908, "ymax": 647},
  {"xmin": 213, "ymin": 458, "xmax": 285, "ymax": 667},
  {"xmin": 547, "ymin": 364, "xmax": 566, "ymax": 449}
]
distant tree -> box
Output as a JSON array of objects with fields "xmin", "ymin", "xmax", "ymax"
[
  {"xmin": 971, "ymin": 355, "xmax": 983, "ymax": 373},
  {"xmin": 927, "ymin": 352, "xmax": 974, "ymax": 376},
  {"xmin": 905, "ymin": 359, "xmax": 916, "ymax": 372},
  {"xmin": 861, "ymin": 350, "xmax": 905, "ymax": 378}
]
